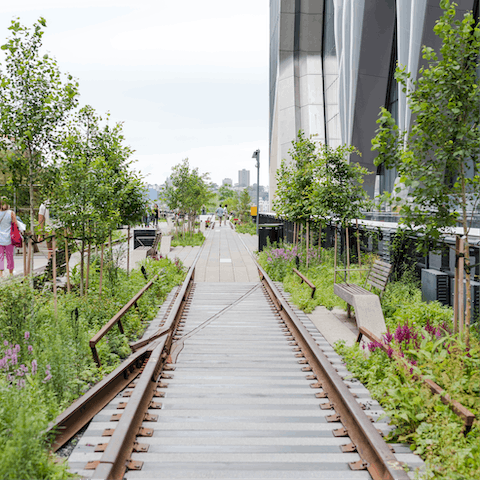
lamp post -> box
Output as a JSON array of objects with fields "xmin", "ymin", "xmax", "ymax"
[{"xmin": 252, "ymin": 149, "xmax": 260, "ymax": 236}]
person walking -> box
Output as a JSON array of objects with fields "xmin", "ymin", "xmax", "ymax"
[
  {"xmin": 223, "ymin": 204, "xmax": 228, "ymax": 226},
  {"xmin": 216, "ymin": 204, "xmax": 224, "ymax": 225},
  {"xmin": 0, "ymin": 197, "xmax": 19, "ymax": 277},
  {"xmin": 153, "ymin": 203, "xmax": 159, "ymax": 228}
]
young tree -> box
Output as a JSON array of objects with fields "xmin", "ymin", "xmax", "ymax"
[
  {"xmin": 163, "ymin": 159, "xmax": 212, "ymax": 235},
  {"xmin": 237, "ymin": 188, "xmax": 252, "ymax": 223},
  {"xmin": 0, "ymin": 18, "xmax": 78, "ymax": 273},
  {"xmin": 372, "ymin": 1, "xmax": 480, "ymax": 337},
  {"xmin": 274, "ymin": 130, "xmax": 317, "ymax": 227}
]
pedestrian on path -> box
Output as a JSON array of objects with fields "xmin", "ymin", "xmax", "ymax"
[
  {"xmin": 223, "ymin": 204, "xmax": 228, "ymax": 226},
  {"xmin": 0, "ymin": 197, "xmax": 19, "ymax": 277},
  {"xmin": 216, "ymin": 204, "xmax": 224, "ymax": 225}
]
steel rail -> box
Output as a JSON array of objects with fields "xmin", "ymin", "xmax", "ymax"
[
  {"xmin": 257, "ymin": 262, "xmax": 411, "ymax": 480},
  {"xmin": 48, "ymin": 340, "xmax": 155, "ymax": 451},
  {"xmin": 85, "ymin": 237, "xmax": 205, "ymax": 479},
  {"xmin": 91, "ymin": 338, "xmax": 167, "ymax": 479}
]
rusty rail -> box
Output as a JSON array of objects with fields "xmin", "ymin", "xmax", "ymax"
[
  {"xmin": 258, "ymin": 263, "xmax": 410, "ymax": 480},
  {"xmin": 87, "ymin": 243, "xmax": 203, "ymax": 479},
  {"xmin": 293, "ymin": 267, "xmax": 316, "ymax": 298},
  {"xmin": 357, "ymin": 326, "xmax": 476, "ymax": 433},
  {"xmin": 48, "ymin": 339, "xmax": 157, "ymax": 451},
  {"xmin": 89, "ymin": 274, "xmax": 159, "ymax": 366}
]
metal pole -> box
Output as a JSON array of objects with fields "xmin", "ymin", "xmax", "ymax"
[{"xmin": 252, "ymin": 149, "xmax": 260, "ymax": 237}]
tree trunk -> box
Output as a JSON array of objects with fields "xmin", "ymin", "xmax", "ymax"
[
  {"xmin": 318, "ymin": 224, "xmax": 322, "ymax": 263},
  {"xmin": 356, "ymin": 219, "xmax": 361, "ymax": 267},
  {"xmin": 99, "ymin": 243, "xmax": 104, "ymax": 296},
  {"xmin": 23, "ymin": 240, "xmax": 27, "ymax": 278},
  {"xmin": 80, "ymin": 238, "xmax": 85, "ymax": 297},
  {"xmin": 85, "ymin": 241, "xmax": 91, "ymax": 295},
  {"xmin": 346, "ymin": 226, "xmax": 350, "ymax": 283},
  {"xmin": 333, "ymin": 226, "xmax": 338, "ymax": 284},
  {"xmin": 460, "ymin": 170, "xmax": 471, "ymax": 344},
  {"xmin": 52, "ymin": 235, "xmax": 57, "ymax": 317},
  {"xmin": 28, "ymin": 159, "xmax": 35, "ymax": 280},
  {"xmin": 458, "ymin": 236, "xmax": 465, "ymax": 339},
  {"xmin": 65, "ymin": 234, "xmax": 70, "ymax": 293},
  {"xmin": 127, "ymin": 226, "xmax": 130, "ymax": 277},
  {"xmin": 306, "ymin": 222, "xmax": 309, "ymax": 269}
]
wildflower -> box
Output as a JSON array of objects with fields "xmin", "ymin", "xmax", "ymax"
[
  {"xmin": 387, "ymin": 347, "xmax": 393, "ymax": 359},
  {"xmin": 17, "ymin": 379, "xmax": 26, "ymax": 389},
  {"xmin": 3, "ymin": 340, "xmax": 8, "ymax": 347},
  {"xmin": 384, "ymin": 331, "xmax": 393, "ymax": 344},
  {"xmin": 31, "ymin": 359, "xmax": 37, "ymax": 375},
  {"xmin": 28, "ymin": 345, "xmax": 33, "ymax": 353},
  {"xmin": 24, "ymin": 332, "xmax": 30, "ymax": 340}
]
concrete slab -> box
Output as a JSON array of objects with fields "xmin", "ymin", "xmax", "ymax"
[{"xmin": 307, "ymin": 306, "xmax": 357, "ymax": 348}]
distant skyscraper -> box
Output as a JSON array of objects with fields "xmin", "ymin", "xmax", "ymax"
[
  {"xmin": 222, "ymin": 178, "xmax": 233, "ymax": 186},
  {"xmin": 238, "ymin": 169, "xmax": 250, "ymax": 187}
]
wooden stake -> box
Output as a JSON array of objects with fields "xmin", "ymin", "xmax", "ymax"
[
  {"xmin": 23, "ymin": 239, "xmax": 27, "ymax": 278},
  {"xmin": 52, "ymin": 235, "xmax": 57, "ymax": 317},
  {"xmin": 346, "ymin": 227, "xmax": 350, "ymax": 283},
  {"xmin": 127, "ymin": 226, "xmax": 130, "ymax": 277},
  {"xmin": 85, "ymin": 242, "xmax": 91, "ymax": 295},
  {"xmin": 458, "ymin": 237, "xmax": 465, "ymax": 338},
  {"xmin": 453, "ymin": 236, "xmax": 459, "ymax": 334},
  {"xmin": 65, "ymin": 234, "xmax": 70, "ymax": 293},
  {"xmin": 356, "ymin": 219, "xmax": 361, "ymax": 267},
  {"xmin": 334, "ymin": 226, "xmax": 338, "ymax": 284},
  {"xmin": 99, "ymin": 243, "xmax": 104, "ymax": 297},
  {"xmin": 26, "ymin": 237, "xmax": 33, "ymax": 276},
  {"xmin": 306, "ymin": 222, "xmax": 310, "ymax": 269}
]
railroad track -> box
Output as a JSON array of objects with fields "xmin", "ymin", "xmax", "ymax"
[{"xmin": 51, "ymin": 240, "xmax": 423, "ymax": 480}]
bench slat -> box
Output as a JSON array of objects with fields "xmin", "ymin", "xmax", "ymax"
[
  {"xmin": 366, "ymin": 278, "xmax": 387, "ymax": 291},
  {"xmin": 369, "ymin": 270, "xmax": 389, "ymax": 284},
  {"xmin": 374, "ymin": 259, "xmax": 393, "ymax": 269},
  {"xmin": 371, "ymin": 264, "xmax": 392, "ymax": 276}
]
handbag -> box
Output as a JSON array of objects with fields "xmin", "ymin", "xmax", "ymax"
[{"xmin": 11, "ymin": 221, "xmax": 22, "ymax": 248}]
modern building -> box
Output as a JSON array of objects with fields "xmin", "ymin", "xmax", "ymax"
[
  {"xmin": 269, "ymin": 0, "xmax": 477, "ymax": 206},
  {"xmin": 222, "ymin": 178, "xmax": 233, "ymax": 186},
  {"xmin": 238, "ymin": 169, "xmax": 250, "ymax": 187}
]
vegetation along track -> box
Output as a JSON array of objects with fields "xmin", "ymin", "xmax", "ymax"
[{"xmin": 51, "ymin": 240, "xmax": 423, "ymax": 479}]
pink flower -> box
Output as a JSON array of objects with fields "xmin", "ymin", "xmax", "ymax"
[
  {"xmin": 24, "ymin": 332, "xmax": 30, "ymax": 340},
  {"xmin": 28, "ymin": 345, "xmax": 33, "ymax": 353},
  {"xmin": 31, "ymin": 359, "xmax": 37, "ymax": 375}
]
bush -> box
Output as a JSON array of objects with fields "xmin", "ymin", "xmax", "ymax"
[{"xmin": 0, "ymin": 256, "xmax": 185, "ymax": 477}]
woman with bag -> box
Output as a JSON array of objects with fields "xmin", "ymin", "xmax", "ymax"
[{"xmin": 0, "ymin": 197, "xmax": 19, "ymax": 277}]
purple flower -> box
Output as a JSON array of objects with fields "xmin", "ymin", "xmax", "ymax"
[
  {"xmin": 31, "ymin": 360, "xmax": 37, "ymax": 375},
  {"xmin": 24, "ymin": 332, "xmax": 30, "ymax": 340},
  {"xmin": 17, "ymin": 379, "xmax": 26, "ymax": 389},
  {"xmin": 28, "ymin": 345, "xmax": 33, "ymax": 353},
  {"xmin": 384, "ymin": 331, "xmax": 393, "ymax": 344},
  {"xmin": 3, "ymin": 340, "xmax": 8, "ymax": 347},
  {"xmin": 387, "ymin": 347, "xmax": 393, "ymax": 359}
]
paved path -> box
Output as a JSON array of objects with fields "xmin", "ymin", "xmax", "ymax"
[{"xmin": 189, "ymin": 223, "xmax": 259, "ymax": 283}]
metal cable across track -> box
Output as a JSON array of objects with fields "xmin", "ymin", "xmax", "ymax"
[{"xmin": 63, "ymin": 227, "xmax": 422, "ymax": 479}]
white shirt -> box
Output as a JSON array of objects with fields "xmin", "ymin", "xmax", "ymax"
[{"xmin": 0, "ymin": 210, "xmax": 12, "ymax": 246}]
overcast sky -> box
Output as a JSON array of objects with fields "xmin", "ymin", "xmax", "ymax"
[{"xmin": 0, "ymin": 1, "xmax": 270, "ymax": 187}]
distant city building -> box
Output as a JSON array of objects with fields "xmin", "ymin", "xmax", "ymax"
[
  {"xmin": 238, "ymin": 169, "xmax": 250, "ymax": 187},
  {"xmin": 222, "ymin": 178, "xmax": 233, "ymax": 186}
]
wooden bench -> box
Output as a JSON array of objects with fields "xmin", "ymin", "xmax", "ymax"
[{"xmin": 333, "ymin": 259, "xmax": 392, "ymax": 337}]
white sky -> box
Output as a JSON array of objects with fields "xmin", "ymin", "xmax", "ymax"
[{"xmin": 0, "ymin": 0, "xmax": 270, "ymax": 187}]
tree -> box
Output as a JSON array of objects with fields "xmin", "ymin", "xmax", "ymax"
[
  {"xmin": 237, "ymin": 188, "xmax": 252, "ymax": 223},
  {"xmin": 274, "ymin": 130, "xmax": 317, "ymax": 226},
  {"xmin": 371, "ymin": 1, "xmax": 480, "ymax": 338},
  {"xmin": 218, "ymin": 184, "xmax": 236, "ymax": 203},
  {"xmin": 163, "ymin": 159, "xmax": 212, "ymax": 235},
  {"xmin": 50, "ymin": 106, "xmax": 144, "ymax": 295},
  {"xmin": 0, "ymin": 18, "xmax": 78, "ymax": 274}
]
